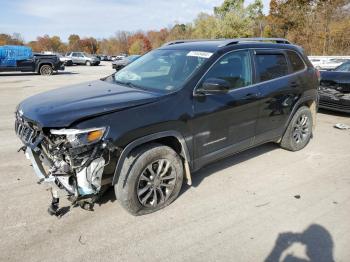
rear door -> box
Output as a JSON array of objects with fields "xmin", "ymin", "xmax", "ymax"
[
  {"xmin": 71, "ymin": 53, "xmax": 78, "ymax": 63},
  {"xmin": 192, "ymin": 50, "xmax": 261, "ymax": 168},
  {"xmin": 253, "ymin": 49, "xmax": 305, "ymax": 144},
  {"xmin": 77, "ymin": 53, "xmax": 85, "ymax": 64},
  {"xmin": 72, "ymin": 52, "xmax": 84, "ymax": 64},
  {"xmin": 17, "ymin": 57, "xmax": 35, "ymax": 71}
]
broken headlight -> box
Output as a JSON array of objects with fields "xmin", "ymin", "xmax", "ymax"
[{"xmin": 50, "ymin": 127, "xmax": 107, "ymax": 147}]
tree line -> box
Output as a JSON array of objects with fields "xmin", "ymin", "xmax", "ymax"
[{"xmin": 1, "ymin": 0, "xmax": 349, "ymax": 55}]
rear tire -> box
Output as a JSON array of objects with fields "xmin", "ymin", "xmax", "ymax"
[
  {"xmin": 39, "ymin": 65, "xmax": 53, "ymax": 75},
  {"xmin": 116, "ymin": 143, "xmax": 184, "ymax": 216},
  {"xmin": 280, "ymin": 106, "xmax": 313, "ymax": 151}
]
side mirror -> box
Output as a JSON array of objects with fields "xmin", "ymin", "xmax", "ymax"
[{"xmin": 197, "ymin": 78, "xmax": 230, "ymax": 94}]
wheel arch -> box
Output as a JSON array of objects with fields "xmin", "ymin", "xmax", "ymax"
[
  {"xmin": 279, "ymin": 95, "xmax": 318, "ymax": 142},
  {"xmin": 301, "ymin": 99, "xmax": 317, "ymax": 129},
  {"xmin": 37, "ymin": 62, "xmax": 53, "ymax": 72},
  {"xmin": 112, "ymin": 131, "xmax": 192, "ymax": 186}
]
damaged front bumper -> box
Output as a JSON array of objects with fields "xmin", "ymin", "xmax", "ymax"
[
  {"xmin": 15, "ymin": 113, "xmax": 119, "ymax": 212},
  {"xmin": 318, "ymin": 86, "xmax": 350, "ymax": 113},
  {"xmin": 24, "ymin": 147, "xmax": 108, "ymax": 197}
]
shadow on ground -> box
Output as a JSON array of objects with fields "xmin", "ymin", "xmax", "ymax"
[
  {"xmin": 180, "ymin": 142, "xmax": 279, "ymax": 196},
  {"xmin": 97, "ymin": 186, "xmax": 117, "ymax": 206},
  {"xmin": 318, "ymin": 108, "xmax": 350, "ymax": 117},
  {"xmin": 57, "ymin": 142, "xmax": 279, "ymax": 215},
  {"xmin": 265, "ymin": 224, "xmax": 334, "ymax": 262},
  {"xmin": 0, "ymin": 71, "xmax": 79, "ymax": 76}
]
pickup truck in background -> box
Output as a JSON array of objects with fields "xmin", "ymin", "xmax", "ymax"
[{"xmin": 0, "ymin": 45, "xmax": 64, "ymax": 75}]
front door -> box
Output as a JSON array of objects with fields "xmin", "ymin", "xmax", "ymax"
[{"xmin": 192, "ymin": 50, "xmax": 261, "ymax": 169}]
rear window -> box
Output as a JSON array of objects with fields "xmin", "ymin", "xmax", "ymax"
[
  {"xmin": 287, "ymin": 51, "xmax": 305, "ymax": 72},
  {"xmin": 256, "ymin": 54, "xmax": 288, "ymax": 82}
]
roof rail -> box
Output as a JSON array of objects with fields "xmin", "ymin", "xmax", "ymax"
[
  {"xmin": 162, "ymin": 38, "xmax": 291, "ymax": 47},
  {"xmin": 218, "ymin": 38, "xmax": 291, "ymax": 47},
  {"xmin": 162, "ymin": 39, "xmax": 225, "ymax": 46}
]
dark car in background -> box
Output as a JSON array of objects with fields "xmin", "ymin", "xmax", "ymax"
[
  {"xmin": 15, "ymin": 38, "xmax": 318, "ymax": 216},
  {"xmin": 112, "ymin": 55, "xmax": 141, "ymax": 71},
  {"xmin": 319, "ymin": 61, "xmax": 350, "ymax": 113},
  {"xmin": 98, "ymin": 55, "xmax": 109, "ymax": 61}
]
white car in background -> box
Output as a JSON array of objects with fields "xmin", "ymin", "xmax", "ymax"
[
  {"xmin": 309, "ymin": 58, "xmax": 323, "ymax": 69},
  {"xmin": 57, "ymin": 54, "xmax": 73, "ymax": 66},
  {"xmin": 309, "ymin": 56, "xmax": 350, "ymax": 70}
]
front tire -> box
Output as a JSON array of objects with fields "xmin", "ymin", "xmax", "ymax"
[
  {"xmin": 86, "ymin": 60, "xmax": 91, "ymax": 66},
  {"xmin": 39, "ymin": 65, "xmax": 53, "ymax": 75},
  {"xmin": 280, "ymin": 106, "xmax": 313, "ymax": 151},
  {"xmin": 116, "ymin": 143, "xmax": 184, "ymax": 216}
]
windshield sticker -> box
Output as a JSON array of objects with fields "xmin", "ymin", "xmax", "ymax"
[{"xmin": 187, "ymin": 51, "xmax": 213, "ymax": 59}]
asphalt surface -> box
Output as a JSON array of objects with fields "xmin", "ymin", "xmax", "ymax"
[{"xmin": 1, "ymin": 62, "xmax": 349, "ymax": 262}]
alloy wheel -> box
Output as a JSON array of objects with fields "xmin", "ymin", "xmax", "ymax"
[
  {"xmin": 40, "ymin": 65, "xmax": 52, "ymax": 75},
  {"xmin": 137, "ymin": 159, "xmax": 176, "ymax": 208},
  {"xmin": 292, "ymin": 114, "xmax": 310, "ymax": 144}
]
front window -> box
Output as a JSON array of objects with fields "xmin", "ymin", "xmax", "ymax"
[
  {"xmin": 201, "ymin": 50, "xmax": 252, "ymax": 90},
  {"xmin": 112, "ymin": 49, "xmax": 209, "ymax": 92}
]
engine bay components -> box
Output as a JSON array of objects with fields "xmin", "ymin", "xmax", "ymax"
[
  {"xmin": 17, "ymin": 119, "xmax": 117, "ymax": 215},
  {"xmin": 76, "ymin": 157, "xmax": 105, "ymax": 195}
]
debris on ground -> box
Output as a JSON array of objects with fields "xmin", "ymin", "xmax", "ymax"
[
  {"xmin": 334, "ymin": 123, "xmax": 350, "ymax": 130},
  {"xmin": 78, "ymin": 235, "xmax": 86, "ymax": 245},
  {"xmin": 294, "ymin": 195, "xmax": 301, "ymax": 199},
  {"xmin": 255, "ymin": 202, "xmax": 270, "ymax": 207}
]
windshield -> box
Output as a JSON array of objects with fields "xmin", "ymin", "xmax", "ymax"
[
  {"xmin": 335, "ymin": 62, "xmax": 350, "ymax": 72},
  {"xmin": 112, "ymin": 49, "xmax": 210, "ymax": 92},
  {"xmin": 127, "ymin": 55, "xmax": 140, "ymax": 62}
]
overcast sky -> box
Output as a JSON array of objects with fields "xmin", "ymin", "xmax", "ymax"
[{"xmin": 0, "ymin": 0, "xmax": 271, "ymax": 42}]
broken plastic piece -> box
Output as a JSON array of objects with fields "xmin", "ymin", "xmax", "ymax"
[
  {"xmin": 79, "ymin": 201, "xmax": 94, "ymax": 211},
  {"xmin": 334, "ymin": 123, "xmax": 350, "ymax": 130},
  {"xmin": 47, "ymin": 197, "xmax": 59, "ymax": 216}
]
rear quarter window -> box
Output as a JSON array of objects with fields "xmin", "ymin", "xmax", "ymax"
[
  {"xmin": 287, "ymin": 51, "xmax": 305, "ymax": 72},
  {"xmin": 255, "ymin": 53, "xmax": 288, "ymax": 82}
]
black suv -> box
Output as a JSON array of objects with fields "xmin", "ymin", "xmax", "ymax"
[{"xmin": 15, "ymin": 38, "xmax": 318, "ymax": 216}]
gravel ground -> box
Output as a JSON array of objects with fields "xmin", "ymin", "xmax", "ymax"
[{"xmin": 1, "ymin": 62, "xmax": 349, "ymax": 262}]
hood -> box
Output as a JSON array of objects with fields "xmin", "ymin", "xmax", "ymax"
[
  {"xmin": 320, "ymin": 71, "xmax": 350, "ymax": 92},
  {"xmin": 320, "ymin": 70, "xmax": 336, "ymax": 78},
  {"xmin": 18, "ymin": 80, "xmax": 161, "ymax": 128}
]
